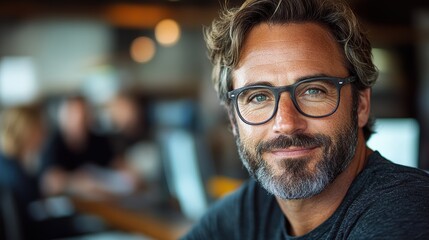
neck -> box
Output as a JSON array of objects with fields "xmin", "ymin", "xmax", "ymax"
[
  {"xmin": 63, "ymin": 129, "xmax": 88, "ymax": 150},
  {"xmin": 276, "ymin": 132, "xmax": 372, "ymax": 236}
]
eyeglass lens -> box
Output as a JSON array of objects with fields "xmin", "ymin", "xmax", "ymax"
[{"xmin": 236, "ymin": 79, "xmax": 340, "ymax": 124}]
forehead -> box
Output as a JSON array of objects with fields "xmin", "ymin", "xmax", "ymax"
[{"xmin": 233, "ymin": 22, "xmax": 348, "ymax": 88}]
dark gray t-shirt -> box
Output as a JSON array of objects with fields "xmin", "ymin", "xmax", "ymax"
[{"xmin": 183, "ymin": 152, "xmax": 429, "ymax": 239}]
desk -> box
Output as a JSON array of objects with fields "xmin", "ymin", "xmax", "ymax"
[{"xmin": 72, "ymin": 198, "xmax": 193, "ymax": 240}]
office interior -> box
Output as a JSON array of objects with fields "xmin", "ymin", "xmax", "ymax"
[{"xmin": 0, "ymin": 0, "xmax": 428, "ymax": 239}]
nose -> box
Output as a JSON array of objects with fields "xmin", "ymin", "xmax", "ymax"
[{"xmin": 272, "ymin": 93, "xmax": 307, "ymax": 135}]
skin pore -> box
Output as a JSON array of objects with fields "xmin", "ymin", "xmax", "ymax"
[{"xmin": 231, "ymin": 23, "xmax": 372, "ymax": 236}]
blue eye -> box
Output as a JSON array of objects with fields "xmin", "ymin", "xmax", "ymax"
[
  {"xmin": 252, "ymin": 94, "xmax": 268, "ymax": 103},
  {"xmin": 238, "ymin": 88, "xmax": 273, "ymax": 105},
  {"xmin": 305, "ymin": 88, "xmax": 323, "ymax": 95}
]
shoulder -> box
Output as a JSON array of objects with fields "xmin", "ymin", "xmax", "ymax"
[
  {"xmin": 182, "ymin": 179, "xmax": 279, "ymax": 240},
  {"xmin": 348, "ymin": 152, "xmax": 429, "ymax": 239},
  {"xmin": 45, "ymin": 130, "xmax": 64, "ymax": 145},
  {"xmin": 40, "ymin": 130, "xmax": 66, "ymax": 155},
  {"xmin": 0, "ymin": 153, "xmax": 21, "ymax": 184},
  {"xmin": 361, "ymin": 152, "xmax": 429, "ymax": 194},
  {"xmin": 88, "ymin": 132, "xmax": 113, "ymax": 150},
  {"xmin": 181, "ymin": 180, "xmax": 253, "ymax": 240}
]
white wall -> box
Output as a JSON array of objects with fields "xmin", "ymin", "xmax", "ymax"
[{"xmin": 0, "ymin": 18, "xmax": 112, "ymax": 94}]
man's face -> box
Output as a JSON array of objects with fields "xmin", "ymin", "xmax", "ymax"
[
  {"xmin": 61, "ymin": 100, "xmax": 89, "ymax": 138},
  {"xmin": 231, "ymin": 23, "xmax": 360, "ymax": 200}
]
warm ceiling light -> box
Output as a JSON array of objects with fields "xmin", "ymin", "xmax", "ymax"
[
  {"xmin": 130, "ymin": 36, "xmax": 156, "ymax": 63},
  {"xmin": 155, "ymin": 19, "xmax": 181, "ymax": 47}
]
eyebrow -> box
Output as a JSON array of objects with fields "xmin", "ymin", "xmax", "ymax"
[{"xmin": 241, "ymin": 73, "xmax": 332, "ymax": 88}]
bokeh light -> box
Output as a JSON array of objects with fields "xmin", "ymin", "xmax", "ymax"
[
  {"xmin": 155, "ymin": 19, "xmax": 181, "ymax": 47},
  {"xmin": 130, "ymin": 36, "xmax": 156, "ymax": 63}
]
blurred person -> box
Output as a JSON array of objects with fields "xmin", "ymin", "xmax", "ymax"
[
  {"xmin": 184, "ymin": 0, "xmax": 429, "ymax": 239},
  {"xmin": 40, "ymin": 95, "xmax": 136, "ymax": 199},
  {"xmin": 106, "ymin": 92, "xmax": 162, "ymax": 188},
  {"xmin": 107, "ymin": 91, "xmax": 146, "ymax": 159},
  {"xmin": 0, "ymin": 104, "xmax": 45, "ymax": 239},
  {"xmin": 0, "ymin": 104, "xmax": 88, "ymax": 240}
]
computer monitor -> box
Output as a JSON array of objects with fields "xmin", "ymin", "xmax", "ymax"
[{"xmin": 150, "ymin": 100, "xmax": 209, "ymax": 221}]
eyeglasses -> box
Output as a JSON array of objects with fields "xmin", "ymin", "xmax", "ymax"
[{"xmin": 227, "ymin": 76, "xmax": 356, "ymax": 125}]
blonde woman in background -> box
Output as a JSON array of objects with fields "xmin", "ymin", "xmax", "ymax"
[
  {"xmin": 0, "ymin": 104, "xmax": 101, "ymax": 240},
  {"xmin": 0, "ymin": 104, "xmax": 46, "ymax": 239}
]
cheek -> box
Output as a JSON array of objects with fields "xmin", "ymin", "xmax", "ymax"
[
  {"xmin": 299, "ymin": 117, "xmax": 334, "ymax": 138},
  {"xmin": 237, "ymin": 121, "xmax": 260, "ymax": 145},
  {"xmin": 316, "ymin": 100, "xmax": 354, "ymax": 136},
  {"xmin": 305, "ymin": 94, "xmax": 353, "ymax": 138}
]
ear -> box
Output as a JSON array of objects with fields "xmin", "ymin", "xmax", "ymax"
[
  {"xmin": 227, "ymin": 111, "xmax": 238, "ymax": 136},
  {"xmin": 357, "ymin": 88, "xmax": 371, "ymax": 128}
]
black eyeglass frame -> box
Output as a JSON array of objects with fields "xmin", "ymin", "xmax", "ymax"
[{"xmin": 227, "ymin": 76, "xmax": 356, "ymax": 125}]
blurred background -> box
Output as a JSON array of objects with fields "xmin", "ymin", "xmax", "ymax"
[{"xmin": 0, "ymin": 0, "xmax": 428, "ymax": 239}]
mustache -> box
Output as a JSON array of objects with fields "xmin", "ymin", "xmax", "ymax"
[{"xmin": 256, "ymin": 134, "xmax": 330, "ymax": 155}]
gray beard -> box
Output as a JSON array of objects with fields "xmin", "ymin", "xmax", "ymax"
[{"xmin": 234, "ymin": 115, "xmax": 358, "ymax": 200}]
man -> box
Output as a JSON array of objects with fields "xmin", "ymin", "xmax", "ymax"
[
  {"xmin": 184, "ymin": 0, "xmax": 429, "ymax": 239},
  {"xmin": 40, "ymin": 96, "xmax": 137, "ymax": 198}
]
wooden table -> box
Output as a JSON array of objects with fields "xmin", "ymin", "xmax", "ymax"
[{"xmin": 72, "ymin": 197, "xmax": 193, "ymax": 240}]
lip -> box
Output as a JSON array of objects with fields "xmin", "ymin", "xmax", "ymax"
[{"xmin": 266, "ymin": 146, "xmax": 319, "ymax": 159}]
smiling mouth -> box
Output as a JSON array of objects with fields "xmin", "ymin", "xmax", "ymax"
[{"xmin": 267, "ymin": 146, "xmax": 319, "ymax": 159}]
